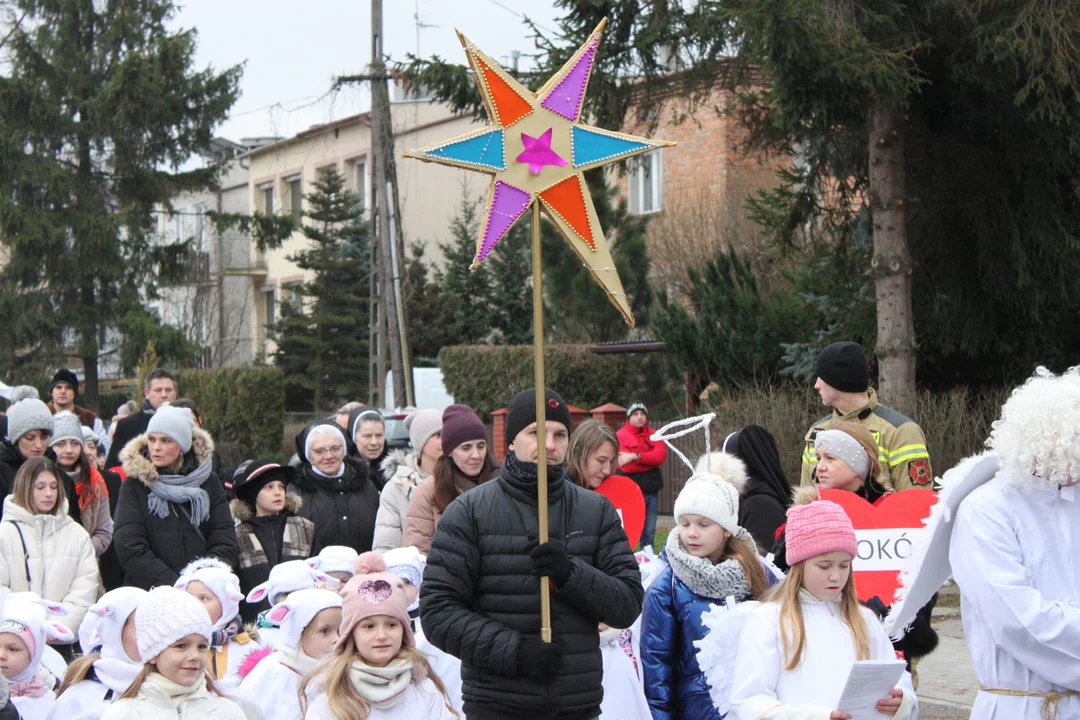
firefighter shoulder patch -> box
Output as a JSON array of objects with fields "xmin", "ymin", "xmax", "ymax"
[{"xmin": 909, "ymin": 459, "xmax": 932, "ymax": 486}]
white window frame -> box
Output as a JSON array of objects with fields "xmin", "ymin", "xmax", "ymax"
[
  {"xmin": 258, "ymin": 181, "xmax": 275, "ymax": 214},
  {"xmin": 263, "ymin": 287, "xmax": 276, "ymax": 328},
  {"xmin": 628, "ymin": 148, "xmax": 664, "ymax": 216},
  {"xmin": 354, "ymin": 158, "xmax": 368, "ymax": 212},
  {"xmin": 285, "ymin": 174, "xmax": 302, "ymax": 216}
]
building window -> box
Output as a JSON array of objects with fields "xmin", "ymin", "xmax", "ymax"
[
  {"xmin": 286, "ymin": 174, "xmax": 302, "ymax": 216},
  {"xmin": 258, "ymin": 181, "xmax": 275, "ymax": 214},
  {"xmin": 264, "ymin": 288, "xmax": 276, "ymax": 328},
  {"xmin": 355, "ymin": 159, "xmax": 367, "ymax": 212},
  {"xmin": 628, "ymin": 149, "xmax": 664, "ymax": 215}
]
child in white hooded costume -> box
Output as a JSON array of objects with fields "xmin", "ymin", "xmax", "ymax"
[
  {"xmin": 245, "ymin": 560, "xmax": 338, "ymax": 653},
  {"xmin": 48, "ymin": 587, "xmax": 147, "ymax": 720},
  {"xmin": 173, "ymin": 558, "xmax": 259, "ymax": 690},
  {"xmin": 0, "ymin": 594, "xmax": 74, "ymax": 720},
  {"xmin": 235, "ymin": 588, "xmax": 342, "ymax": 719}
]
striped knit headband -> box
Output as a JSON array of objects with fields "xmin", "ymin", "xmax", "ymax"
[{"xmin": 814, "ymin": 429, "xmax": 872, "ymax": 480}]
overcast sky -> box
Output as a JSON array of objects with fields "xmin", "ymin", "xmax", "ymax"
[{"xmin": 172, "ymin": 0, "xmax": 562, "ymax": 143}]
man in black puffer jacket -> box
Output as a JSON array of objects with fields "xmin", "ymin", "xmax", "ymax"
[{"xmin": 421, "ymin": 388, "xmax": 643, "ymax": 720}]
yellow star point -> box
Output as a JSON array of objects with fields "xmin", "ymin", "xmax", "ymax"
[{"xmin": 403, "ymin": 19, "xmax": 674, "ymax": 327}]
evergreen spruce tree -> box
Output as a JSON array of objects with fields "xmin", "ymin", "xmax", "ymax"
[
  {"xmin": 0, "ymin": 0, "xmax": 241, "ymax": 410},
  {"xmin": 543, "ymin": 169, "xmax": 652, "ymax": 342},
  {"xmin": 404, "ymin": 243, "xmax": 453, "ymax": 364},
  {"xmin": 435, "ymin": 197, "xmax": 494, "ymax": 344},
  {"xmin": 271, "ymin": 168, "xmax": 370, "ymax": 412},
  {"xmin": 487, "ymin": 222, "xmax": 534, "ymax": 345}
]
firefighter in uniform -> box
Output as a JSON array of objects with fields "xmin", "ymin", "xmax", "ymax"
[{"xmin": 801, "ymin": 342, "xmax": 932, "ymax": 502}]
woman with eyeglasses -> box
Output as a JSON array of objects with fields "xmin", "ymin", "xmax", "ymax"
[{"xmin": 292, "ymin": 423, "xmax": 380, "ymax": 554}]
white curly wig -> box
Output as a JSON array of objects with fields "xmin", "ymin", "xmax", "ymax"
[{"xmin": 988, "ymin": 366, "xmax": 1080, "ymax": 489}]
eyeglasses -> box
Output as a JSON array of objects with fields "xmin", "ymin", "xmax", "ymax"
[{"xmin": 311, "ymin": 446, "xmax": 344, "ymax": 458}]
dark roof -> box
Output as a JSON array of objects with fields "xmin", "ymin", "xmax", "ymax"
[{"xmin": 588, "ymin": 339, "xmax": 665, "ymax": 355}]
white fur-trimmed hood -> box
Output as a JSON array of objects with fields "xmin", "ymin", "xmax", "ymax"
[
  {"xmin": 119, "ymin": 427, "xmax": 215, "ymax": 487},
  {"xmin": 694, "ymin": 452, "xmax": 748, "ymax": 495}
]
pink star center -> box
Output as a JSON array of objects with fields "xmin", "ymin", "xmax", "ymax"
[{"xmin": 516, "ymin": 128, "xmax": 568, "ymax": 175}]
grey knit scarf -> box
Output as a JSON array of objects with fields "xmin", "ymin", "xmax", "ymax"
[
  {"xmin": 147, "ymin": 459, "xmax": 214, "ymax": 527},
  {"xmin": 665, "ymin": 527, "xmax": 755, "ymax": 601}
]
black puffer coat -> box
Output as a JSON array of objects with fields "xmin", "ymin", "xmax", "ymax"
[
  {"xmin": 420, "ymin": 454, "xmax": 643, "ymax": 720},
  {"xmin": 0, "ymin": 442, "xmax": 81, "ymax": 525},
  {"xmin": 293, "ymin": 423, "xmax": 380, "ymax": 553},
  {"xmin": 112, "ymin": 428, "xmax": 238, "ymax": 589}
]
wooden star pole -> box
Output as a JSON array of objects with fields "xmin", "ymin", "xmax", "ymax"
[{"xmin": 404, "ymin": 17, "xmax": 674, "ymax": 641}]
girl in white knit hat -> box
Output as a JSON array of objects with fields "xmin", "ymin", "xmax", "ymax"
[
  {"xmin": 173, "ymin": 558, "xmax": 260, "ymax": 691},
  {"xmin": 640, "ymin": 453, "xmax": 779, "ymax": 720},
  {"xmin": 98, "ymin": 586, "xmax": 245, "ymax": 720},
  {"xmin": 49, "ymin": 586, "xmax": 146, "ymax": 717},
  {"xmin": 0, "ymin": 594, "xmax": 74, "ymax": 720},
  {"xmin": 234, "ymin": 588, "xmax": 343, "ymax": 719}
]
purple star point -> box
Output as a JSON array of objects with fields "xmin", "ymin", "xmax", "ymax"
[{"xmin": 516, "ymin": 128, "xmax": 568, "ymax": 175}]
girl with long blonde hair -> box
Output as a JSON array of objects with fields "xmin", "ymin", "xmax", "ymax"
[
  {"xmin": 728, "ymin": 489, "xmax": 916, "ymax": 719},
  {"xmin": 300, "ymin": 553, "xmax": 457, "ymax": 720},
  {"xmin": 98, "ymin": 587, "xmax": 244, "ymax": 720}
]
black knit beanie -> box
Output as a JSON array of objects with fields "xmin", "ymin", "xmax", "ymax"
[
  {"xmin": 505, "ymin": 388, "xmax": 573, "ymax": 445},
  {"xmin": 50, "ymin": 368, "xmax": 80, "ymax": 399},
  {"xmin": 814, "ymin": 341, "xmax": 870, "ymax": 393}
]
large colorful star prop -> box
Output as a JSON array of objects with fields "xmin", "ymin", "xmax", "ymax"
[{"xmin": 403, "ymin": 18, "xmax": 673, "ymax": 327}]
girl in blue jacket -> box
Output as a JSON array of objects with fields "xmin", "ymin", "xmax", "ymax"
[{"xmin": 641, "ymin": 453, "xmax": 776, "ymax": 720}]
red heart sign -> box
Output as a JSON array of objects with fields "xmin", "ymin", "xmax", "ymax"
[
  {"xmin": 596, "ymin": 475, "xmax": 645, "ymax": 548},
  {"xmin": 820, "ymin": 489, "xmax": 939, "ymax": 604}
]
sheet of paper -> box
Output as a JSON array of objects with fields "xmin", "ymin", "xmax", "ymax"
[{"xmin": 835, "ymin": 659, "xmax": 907, "ymax": 718}]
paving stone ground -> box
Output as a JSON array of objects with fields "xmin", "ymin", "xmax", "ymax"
[{"xmin": 916, "ymin": 584, "xmax": 977, "ymax": 719}]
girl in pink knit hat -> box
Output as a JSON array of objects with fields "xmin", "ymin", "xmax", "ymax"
[
  {"xmin": 728, "ymin": 488, "xmax": 917, "ymax": 720},
  {"xmin": 300, "ymin": 552, "xmax": 458, "ymax": 719}
]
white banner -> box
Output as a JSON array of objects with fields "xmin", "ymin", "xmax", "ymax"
[{"xmin": 853, "ymin": 528, "xmax": 917, "ymax": 572}]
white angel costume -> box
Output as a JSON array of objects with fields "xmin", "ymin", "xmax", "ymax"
[{"xmin": 886, "ymin": 366, "xmax": 1080, "ymax": 720}]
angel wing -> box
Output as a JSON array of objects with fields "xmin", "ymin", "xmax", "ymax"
[
  {"xmin": 694, "ymin": 599, "xmax": 760, "ymax": 717},
  {"xmin": 884, "ymin": 452, "xmax": 999, "ymax": 638}
]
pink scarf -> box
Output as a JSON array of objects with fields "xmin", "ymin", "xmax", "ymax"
[{"xmin": 10, "ymin": 675, "xmax": 47, "ymax": 698}]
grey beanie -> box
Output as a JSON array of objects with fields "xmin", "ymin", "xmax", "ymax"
[
  {"xmin": 8, "ymin": 386, "xmax": 39, "ymax": 403},
  {"xmin": 50, "ymin": 412, "xmax": 83, "ymax": 447},
  {"xmin": 6, "ymin": 399, "xmax": 53, "ymax": 443},
  {"xmin": 81, "ymin": 425, "xmax": 96, "ymax": 444},
  {"xmin": 404, "ymin": 409, "xmax": 442, "ymax": 454},
  {"xmin": 146, "ymin": 405, "xmax": 195, "ymax": 453}
]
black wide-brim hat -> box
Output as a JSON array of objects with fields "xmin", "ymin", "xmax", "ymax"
[{"xmin": 232, "ymin": 457, "xmax": 297, "ymax": 503}]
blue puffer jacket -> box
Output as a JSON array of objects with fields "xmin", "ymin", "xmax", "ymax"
[{"xmin": 641, "ymin": 555, "xmax": 778, "ymax": 720}]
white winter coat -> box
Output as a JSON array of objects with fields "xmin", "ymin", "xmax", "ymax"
[
  {"xmin": 373, "ymin": 451, "xmax": 428, "ymax": 552},
  {"xmin": 234, "ymin": 650, "xmax": 308, "ymax": 719},
  {"xmin": 599, "ymin": 625, "xmax": 650, "ymax": 719},
  {"xmin": 951, "ymin": 473, "xmax": 1080, "ymax": 720},
  {"xmin": 730, "ymin": 591, "xmax": 916, "ymax": 720},
  {"xmin": 0, "ymin": 495, "xmax": 99, "ymax": 636},
  {"xmin": 98, "ymin": 676, "xmax": 246, "ymax": 720},
  {"xmin": 304, "ymin": 676, "xmax": 457, "ymax": 720}
]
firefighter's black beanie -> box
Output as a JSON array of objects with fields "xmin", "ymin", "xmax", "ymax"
[{"xmin": 815, "ymin": 342, "xmax": 870, "ymax": 393}]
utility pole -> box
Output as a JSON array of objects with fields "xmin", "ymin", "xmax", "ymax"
[{"xmin": 368, "ymin": 0, "xmax": 414, "ymax": 409}]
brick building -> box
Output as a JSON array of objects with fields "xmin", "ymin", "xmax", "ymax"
[{"xmin": 620, "ymin": 84, "xmax": 787, "ymax": 297}]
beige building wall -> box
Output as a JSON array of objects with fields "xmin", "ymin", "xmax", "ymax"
[{"xmin": 245, "ymin": 101, "xmax": 488, "ymax": 358}]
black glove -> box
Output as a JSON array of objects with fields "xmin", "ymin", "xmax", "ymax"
[
  {"xmin": 865, "ymin": 595, "xmax": 890, "ymax": 621},
  {"xmin": 529, "ymin": 539, "xmax": 573, "ymax": 586},
  {"xmin": 516, "ymin": 635, "xmax": 563, "ymax": 681}
]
